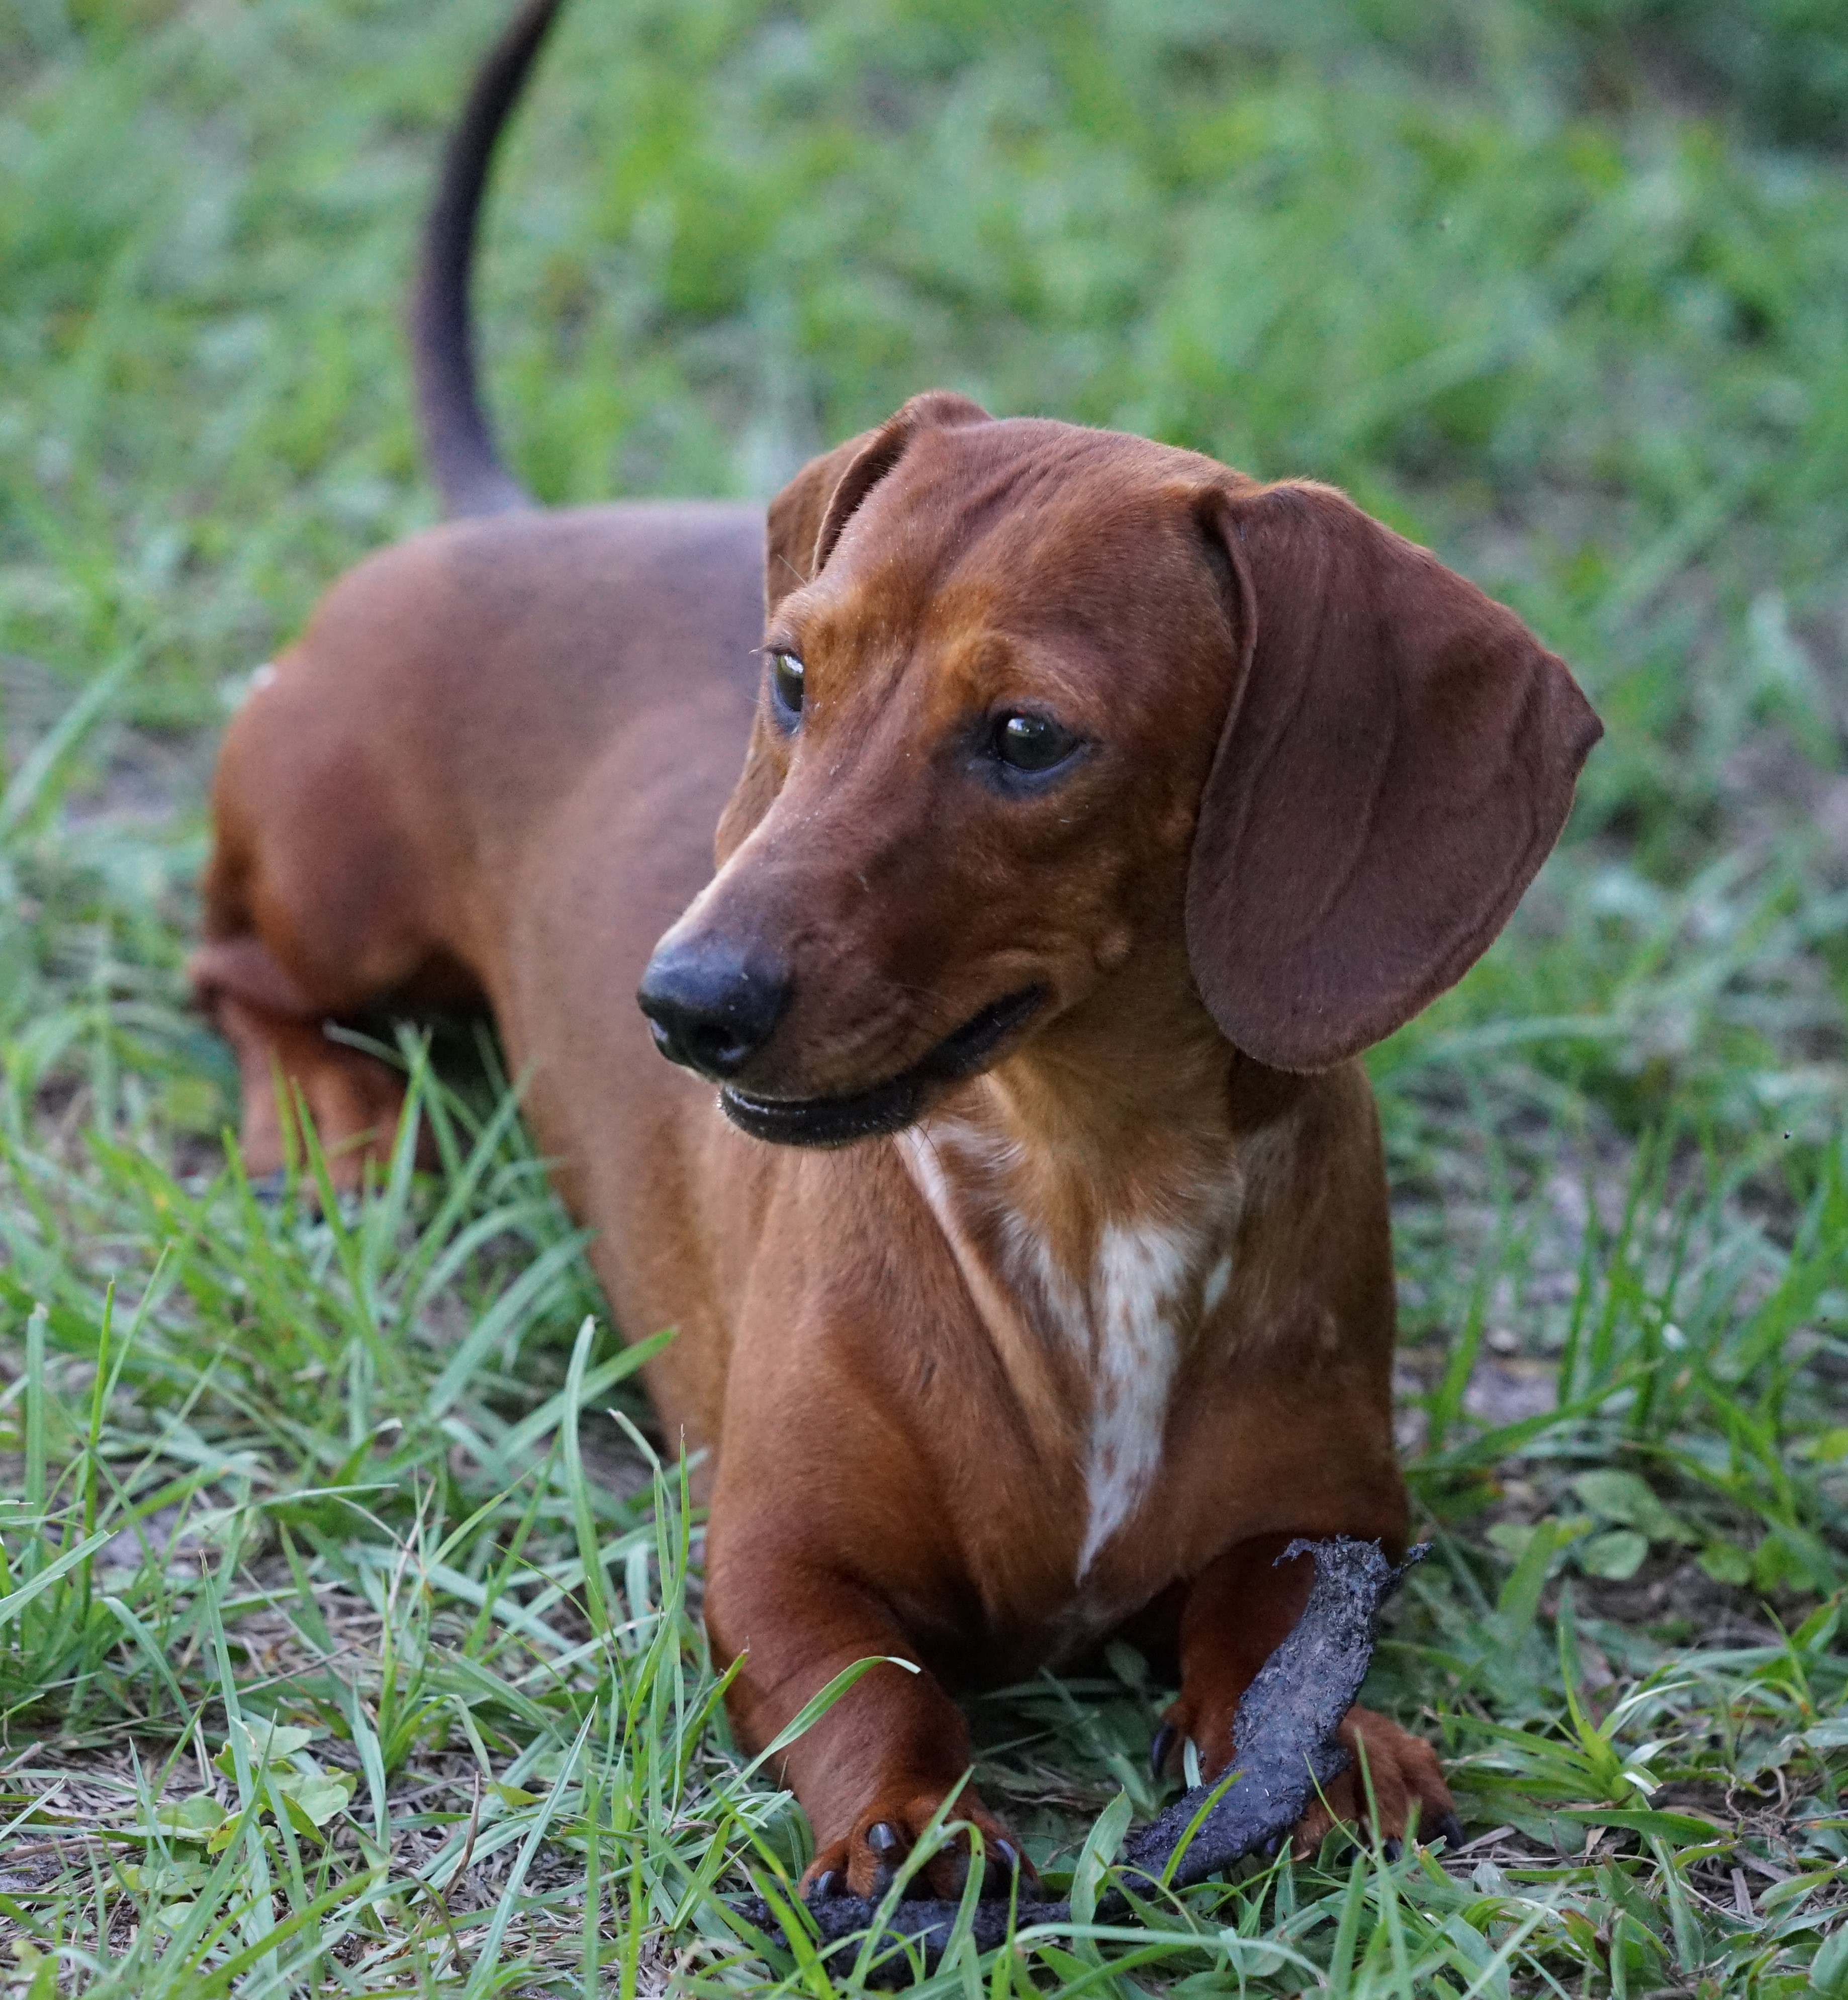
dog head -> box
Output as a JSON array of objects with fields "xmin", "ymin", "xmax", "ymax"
[{"xmin": 637, "ymin": 393, "xmax": 1601, "ymax": 1144}]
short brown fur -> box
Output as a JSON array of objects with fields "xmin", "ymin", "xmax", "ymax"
[{"xmin": 197, "ymin": 394, "xmax": 1597, "ymax": 1896}]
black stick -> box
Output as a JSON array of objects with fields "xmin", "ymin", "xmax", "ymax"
[{"xmin": 730, "ymin": 1535, "xmax": 1423, "ymax": 1982}]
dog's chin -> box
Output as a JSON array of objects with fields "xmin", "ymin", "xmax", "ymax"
[
  {"xmin": 718, "ymin": 984, "xmax": 1048, "ymax": 1150},
  {"xmin": 719, "ymin": 1072, "xmax": 925, "ymax": 1148}
]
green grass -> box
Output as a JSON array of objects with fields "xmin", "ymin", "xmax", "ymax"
[{"xmin": 3, "ymin": 0, "xmax": 1847, "ymax": 1991}]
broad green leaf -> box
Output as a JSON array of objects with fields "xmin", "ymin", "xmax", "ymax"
[
  {"xmin": 275, "ymin": 1770, "xmax": 356, "ymax": 1828},
  {"xmin": 1572, "ymin": 1469, "xmax": 1697, "ymax": 1543},
  {"xmin": 1812, "ymin": 1922, "xmax": 1848, "ymax": 1996},
  {"xmin": 1577, "ymin": 1528, "xmax": 1649, "ymax": 1580},
  {"xmin": 155, "ymin": 1794, "xmax": 227, "ymax": 1839},
  {"xmin": 1697, "ymin": 1540, "xmax": 1751, "ymax": 1585},
  {"xmin": 215, "ymin": 1719, "xmax": 314, "ymax": 1777}
]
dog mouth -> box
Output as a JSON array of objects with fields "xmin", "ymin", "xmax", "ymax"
[{"xmin": 719, "ymin": 985, "xmax": 1048, "ymax": 1148}]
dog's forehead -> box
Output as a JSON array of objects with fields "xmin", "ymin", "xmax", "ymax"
[
  {"xmin": 791, "ymin": 419, "xmax": 1230, "ymax": 668},
  {"xmin": 862, "ymin": 419, "xmax": 1205, "ymax": 581}
]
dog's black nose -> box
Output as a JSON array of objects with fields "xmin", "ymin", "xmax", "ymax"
[{"xmin": 636, "ymin": 940, "xmax": 791, "ymax": 1079}]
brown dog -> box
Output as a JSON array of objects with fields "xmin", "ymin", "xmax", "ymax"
[{"xmin": 194, "ymin": 0, "xmax": 1600, "ymax": 1900}]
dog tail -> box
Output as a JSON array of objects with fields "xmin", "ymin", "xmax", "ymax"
[{"xmin": 410, "ymin": 0, "xmax": 563, "ymax": 518}]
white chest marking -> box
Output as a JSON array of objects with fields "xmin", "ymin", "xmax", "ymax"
[
  {"xmin": 1074, "ymin": 1222, "xmax": 1193, "ymax": 1574},
  {"xmin": 898, "ymin": 1126, "xmax": 1230, "ymax": 1582}
]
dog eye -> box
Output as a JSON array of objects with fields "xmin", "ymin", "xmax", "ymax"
[
  {"xmin": 993, "ymin": 710, "xmax": 1078, "ymax": 773},
  {"xmin": 771, "ymin": 651, "xmax": 804, "ymax": 717}
]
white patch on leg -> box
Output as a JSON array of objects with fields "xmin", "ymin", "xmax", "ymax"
[{"xmin": 1075, "ymin": 1221, "xmax": 1190, "ymax": 1574}]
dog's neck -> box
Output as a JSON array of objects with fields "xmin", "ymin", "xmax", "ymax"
[{"xmin": 898, "ymin": 968, "xmax": 1288, "ymax": 1575}]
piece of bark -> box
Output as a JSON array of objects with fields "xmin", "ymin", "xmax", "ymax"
[{"xmin": 731, "ymin": 1535, "xmax": 1422, "ymax": 1982}]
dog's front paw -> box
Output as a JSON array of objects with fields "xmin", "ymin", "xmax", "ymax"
[
  {"xmin": 1288, "ymin": 1705, "xmax": 1460, "ymax": 1859},
  {"xmin": 802, "ymin": 1792, "xmax": 1037, "ymax": 1902}
]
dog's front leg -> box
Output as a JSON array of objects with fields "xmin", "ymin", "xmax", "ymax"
[
  {"xmin": 1156, "ymin": 1534, "xmax": 1458, "ymax": 1856},
  {"xmin": 706, "ymin": 1553, "xmax": 1031, "ymax": 1900}
]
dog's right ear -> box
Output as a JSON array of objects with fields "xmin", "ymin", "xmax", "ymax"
[
  {"xmin": 764, "ymin": 392, "xmax": 991, "ymax": 614},
  {"xmin": 1184, "ymin": 481, "xmax": 1601, "ymax": 1071}
]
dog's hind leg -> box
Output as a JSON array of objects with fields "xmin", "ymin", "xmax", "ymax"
[
  {"xmin": 192, "ymin": 661, "xmax": 467, "ymax": 1192},
  {"xmin": 190, "ymin": 936, "xmax": 426, "ymax": 1192}
]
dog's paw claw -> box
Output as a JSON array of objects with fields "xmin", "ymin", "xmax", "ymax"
[
  {"xmin": 865, "ymin": 1821, "xmax": 899, "ymax": 1897},
  {"xmin": 804, "ymin": 1796, "xmax": 1036, "ymax": 1901},
  {"xmin": 1149, "ymin": 1719, "xmax": 1176, "ymax": 1779},
  {"xmin": 984, "ymin": 1838, "xmax": 1028, "ymax": 1898}
]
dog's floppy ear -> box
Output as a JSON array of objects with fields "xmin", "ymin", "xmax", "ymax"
[
  {"xmin": 1186, "ymin": 481, "xmax": 1601, "ymax": 1072},
  {"xmin": 764, "ymin": 431, "xmax": 878, "ymax": 615},
  {"xmin": 733, "ymin": 393, "xmax": 991, "ymax": 863},
  {"xmin": 810, "ymin": 391, "xmax": 989, "ymax": 575},
  {"xmin": 762, "ymin": 394, "xmax": 987, "ymax": 612}
]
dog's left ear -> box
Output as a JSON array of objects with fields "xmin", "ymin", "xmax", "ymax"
[
  {"xmin": 763, "ymin": 393, "xmax": 992, "ymax": 614},
  {"xmin": 763, "ymin": 431, "xmax": 880, "ymax": 615},
  {"xmin": 731, "ymin": 398, "xmax": 994, "ymax": 862},
  {"xmin": 763, "ymin": 392, "xmax": 991, "ymax": 616},
  {"xmin": 723, "ymin": 434, "xmax": 885, "ymax": 861},
  {"xmin": 1186, "ymin": 481, "xmax": 1602, "ymax": 1072}
]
